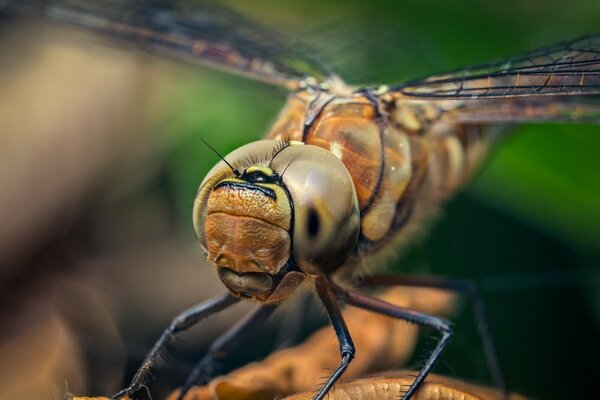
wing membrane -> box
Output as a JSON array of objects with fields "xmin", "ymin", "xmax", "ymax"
[
  {"xmin": 395, "ymin": 35, "xmax": 600, "ymax": 99},
  {"xmin": 7, "ymin": 0, "xmax": 330, "ymax": 89},
  {"xmin": 438, "ymin": 97, "xmax": 600, "ymax": 124}
]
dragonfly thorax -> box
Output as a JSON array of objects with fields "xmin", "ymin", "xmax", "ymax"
[{"xmin": 193, "ymin": 140, "xmax": 360, "ymax": 302}]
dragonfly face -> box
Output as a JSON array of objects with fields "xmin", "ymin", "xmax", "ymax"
[{"xmin": 193, "ymin": 139, "xmax": 360, "ymax": 301}]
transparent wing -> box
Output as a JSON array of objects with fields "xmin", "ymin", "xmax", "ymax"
[
  {"xmin": 436, "ymin": 97, "xmax": 600, "ymax": 124},
  {"xmin": 394, "ymin": 35, "xmax": 600, "ymax": 99},
  {"xmin": 6, "ymin": 0, "xmax": 331, "ymax": 89}
]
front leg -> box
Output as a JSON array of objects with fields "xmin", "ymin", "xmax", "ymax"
[
  {"xmin": 112, "ymin": 292, "xmax": 239, "ymax": 399},
  {"xmin": 333, "ymin": 284, "xmax": 453, "ymax": 400},
  {"xmin": 313, "ymin": 277, "xmax": 355, "ymax": 400}
]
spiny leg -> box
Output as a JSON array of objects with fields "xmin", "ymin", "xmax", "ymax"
[
  {"xmin": 112, "ymin": 292, "xmax": 239, "ymax": 399},
  {"xmin": 358, "ymin": 274, "xmax": 507, "ymax": 397},
  {"xmin": 333, "ymin": 284, "xmax": 452, "ymax": 400},
  {"xmin": 313, "ymin": 277, "xmax": 355, "ymax": 400},
  {"xmin": 177, "ymin": 304, "xmax": 278, "ymax": 400}
]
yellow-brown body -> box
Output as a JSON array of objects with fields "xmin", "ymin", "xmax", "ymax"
[
  {"xmin": 268, "ymin": 88, "xmax": 491, "ymax": 267},
  {"xmin": 194, "ymin": 85, "xmax": 494, "ymax": 300}
]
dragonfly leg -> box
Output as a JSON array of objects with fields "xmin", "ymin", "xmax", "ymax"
[
  {"xmin": 177, "ymin": 304, "xmax": 278, "ymax": 400},
  {"xmin": 111, "ymin": 292, "xmax": 239, "ymax": 399},
  {"xmin": 333, "ymin": 283, "xmax": 452, "ymax": 400},
  {"xmin": 312, "ymin": 277, "xmax": 355, "ymax": 400},
  {"xmin": 357, "ymin": 274, "xmax": 507, "ymax": 398}
]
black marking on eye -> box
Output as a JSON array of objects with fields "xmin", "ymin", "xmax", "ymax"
[
  {"xmin": 307, "ymin": 208, "xmax": 320, "ymax": 238},
  {"xmin": 215, "ymin": 181, "xmax": 276, "ymax": 199},
  {"xmin": 241, "ymin": 169, "xmax": 280, "ymax": 184}
]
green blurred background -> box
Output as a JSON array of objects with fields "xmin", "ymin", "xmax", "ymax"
[{"xmin": 0, "ymin": 0, "xmax": 598, "ymax": 399}]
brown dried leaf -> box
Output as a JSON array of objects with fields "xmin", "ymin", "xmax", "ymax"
[
  {"xmin": 284, "ymin": 372, "xmax": 526, "ymax": 400},
  {"xmin": 69, "ymin": 395, "xmax": 128, "ymax": 400},
  {"xmin": 70, "ymin": 397, "xmax": 113, "ymax": 400}
]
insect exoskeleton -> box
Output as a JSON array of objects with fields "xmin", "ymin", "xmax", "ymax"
[{"xmin": 193, "ymin": 139, "xmax": 360, "ymax": 303}]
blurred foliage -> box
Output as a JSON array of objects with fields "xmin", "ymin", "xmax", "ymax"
[{"xmin": 150, "ymin": 0, "xmax": 599, "ymax": 399}]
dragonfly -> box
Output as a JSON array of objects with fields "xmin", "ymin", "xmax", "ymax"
[{"xmin": 4, "ymin": 1, "xmax": 599, "ymax": 399}]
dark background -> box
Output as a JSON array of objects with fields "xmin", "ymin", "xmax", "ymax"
[{"xmin": 0, "ymin": 0, "xmax": 598, "ymax": 399}]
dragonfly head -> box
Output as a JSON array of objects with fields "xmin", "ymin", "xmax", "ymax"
[{"xmin": 194, "ymin": 140, "xmax": 359, "ymax": 302}]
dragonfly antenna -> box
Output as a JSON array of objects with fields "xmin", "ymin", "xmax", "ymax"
[{"xmin": 200, "ymin": 137, "xmax": 240, "ymax": 177}]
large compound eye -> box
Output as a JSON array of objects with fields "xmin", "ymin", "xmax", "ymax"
[{"xmin": 271, "ymin": 144, "xmax": 360, "ymax": 274}]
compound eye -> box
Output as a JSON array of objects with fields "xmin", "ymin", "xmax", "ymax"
[{"xmin": 271, "ymin": 145, "xmax": 360, "ymax": 274}]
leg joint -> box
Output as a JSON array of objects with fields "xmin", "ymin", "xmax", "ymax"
[
  {"xmin": 432, "ymin": 316, "xmax": 453, "ymax": 334},
  {"xmin": 341, "ymin": 345, "xmax": 355, "ymax": 360},
  {"xmin": 170, "ymin": 315, "xmax": 189, "ymax": 333}
]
